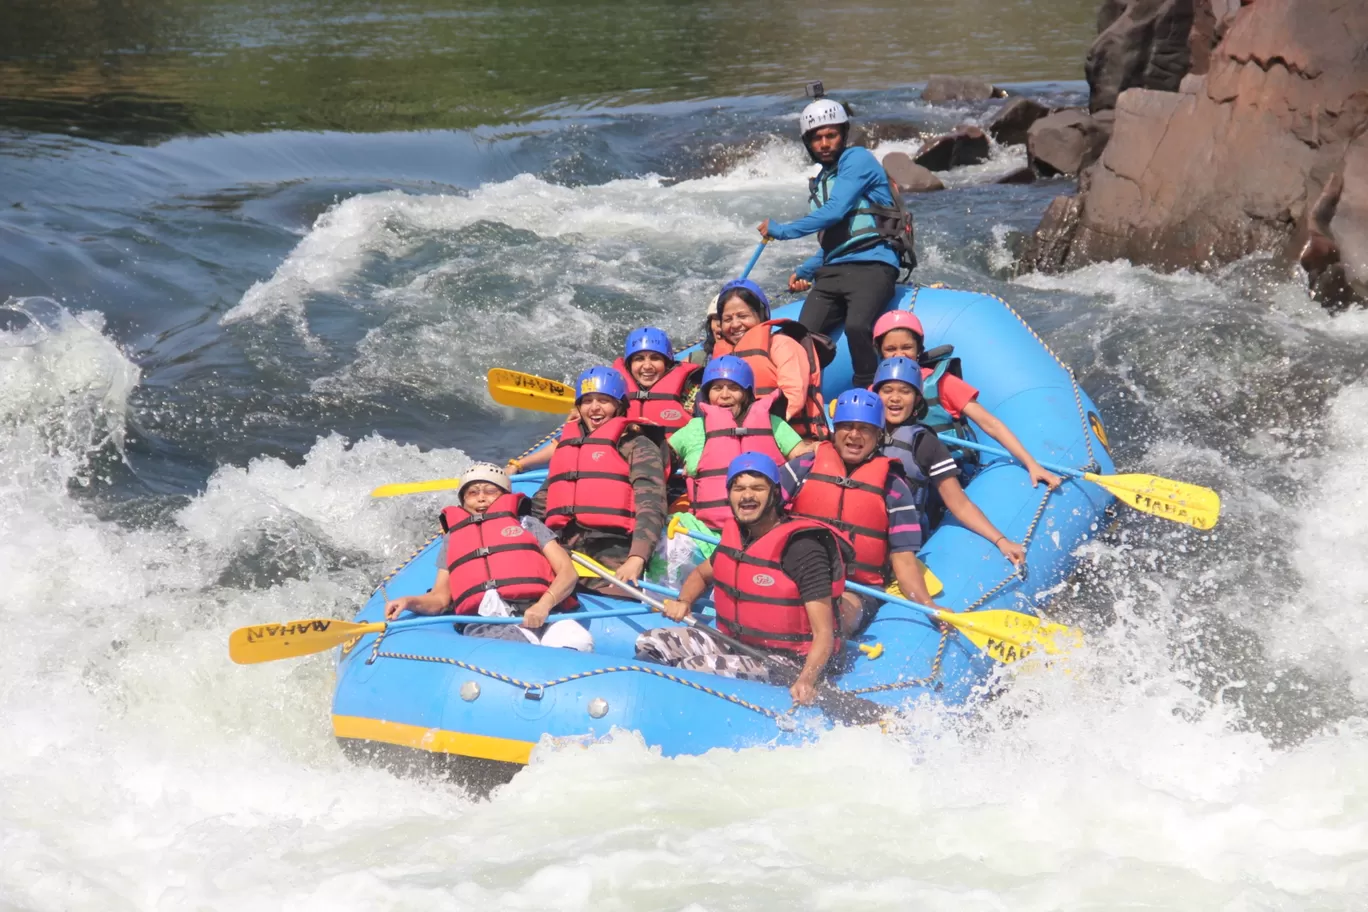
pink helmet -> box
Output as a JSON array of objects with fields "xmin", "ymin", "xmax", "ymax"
[{"xmin": 872, "ymin": 310, "xmax": 924, "ymax": 344}]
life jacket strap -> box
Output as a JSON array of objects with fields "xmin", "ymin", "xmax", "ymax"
[{"xmin": 450, "ymin": 576, "xmax": 553, "ymax": 610}]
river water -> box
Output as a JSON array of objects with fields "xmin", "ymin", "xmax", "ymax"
[{"xmin": 3, "ymin": 1, "xmax": 1367, "ymax": 908}]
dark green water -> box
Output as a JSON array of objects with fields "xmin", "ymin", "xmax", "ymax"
[{"xmin": 3, "ymin": 0, "xmax": 1098, "ymax": 139}]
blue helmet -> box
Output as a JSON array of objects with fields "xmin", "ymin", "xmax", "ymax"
[
  {"xmin": 700, "ymin": 355, "xmax": 754, "ymax": 393},
  {"xmin": 871, "ymin": 357, "xmax": 925, "ymax": 394},
  {"xmin": 832, "ymin": 388, "xmax": 886, "ymax": 430},
  {"xmin": 624, "ymin": 326, "xmax": 674, "ymax": 362},
  {"xmin": 726, "ymin": 452, "xmax": 781, "ymax": 488},
  {"xmin": 717, "ymin": 278, "xmax": 771, "ymax": 320},
  {"xmin": 575, "ymin": 365, "xmax": 627, "ymax": 403}
]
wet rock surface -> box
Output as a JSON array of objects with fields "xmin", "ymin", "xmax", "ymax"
[{"xmin": 1020, "ymin": 0, "xmax": 1368, "ymax": 309}]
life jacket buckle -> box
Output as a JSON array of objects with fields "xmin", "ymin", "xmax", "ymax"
[
  {"xmin": 474, "ymin": 547, "xmax": 492, "ymax": 558},
  {"xmin": 482, "ymin": 579, "xmax": 498, "ymax": 591},
  {"xmin": 835, "ymin": 477, "xmax": 859, "ymax": 489}
]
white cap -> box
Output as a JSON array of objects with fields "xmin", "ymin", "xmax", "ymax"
[
  {"xmin": 800, "ymin": 98, "xmax": 848, "ymax": 135},
  {"xmin": 705, "ymin": 293, "xmax": 719, "ymax": 319},
  {"xmin": 458, "ymin": 462, "xmax": 511, "ymax": 497}
]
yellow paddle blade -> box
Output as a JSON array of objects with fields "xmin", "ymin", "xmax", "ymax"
[
  {"xmin": 937, "ymin": 609, "xmax": 1083, "ymax": 664},
  {"xmin": 228, "ymin": 619, "xmax": 383, "ymax": 665},
  {"xmin": 370, "ymin": 478, "xmax": 463, "ymax": 499},
  {"xmin": 488, "ymin": 368, "xmax": 576, "ymax": 414},
  {"xmin": 1086, "ymin": 471, "xmax": 1221, "ymax": 530},
  {"xmin": 572, "ymin": 551, "xmax": 623, "ymax": 581},
  {"xmin": 885, "ymin": 561, "xmax": 943, "ymax": 599}
]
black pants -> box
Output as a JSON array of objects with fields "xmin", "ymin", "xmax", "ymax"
[{"xmin": 797, "ymin": 262, "xmax": 899, "ymax": 388}]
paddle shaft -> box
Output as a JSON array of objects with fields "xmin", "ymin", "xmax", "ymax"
[
  {"xmin": 938, "ymin": 434, "xmax": 1084, "ymax": 480},
  {"xmin": 738, "ymin": 240, "xmax": 768, "ymax": 280},
  {"xmin": 384, "ymin": 604, "xmax": 654, "ymax": 633},
  {"xmin": 569, "ymin": 553, "xmax": 773, "ymax": 664}
]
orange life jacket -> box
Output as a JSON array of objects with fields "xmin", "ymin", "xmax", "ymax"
[
  {"xmin": 440, "ymin": 493, "xmax": 576, "ymax": 614},
  {"xmin": 790, "ymin": 442, "xmax": 893, "ymax": 585},
  {"xmin": 687, "ymin": 391, "xmax": 785, "ymax": 528},
  {"xmin": 711, "ymin": 517, "xmax": 848, "ymax": 656},
  {"xmin": 714, "ymin": 319, "xmax": 828, "ymax": 440},
  {"xmin": 612, "ymin": 357, "xmax": 699, "ymax": 430},
  {"xmin": 543, "ymin": 416, "xmax": 637, "ymax": 535}
]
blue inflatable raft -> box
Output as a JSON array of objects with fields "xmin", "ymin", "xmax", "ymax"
[{"xmin": 331, "ymin": 285, "xmax": 1116, "ymax": 786}]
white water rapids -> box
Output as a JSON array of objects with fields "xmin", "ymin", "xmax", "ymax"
[{"xmin": 3, "ymin": 138, "xmax": 1368, "ymax": 910}]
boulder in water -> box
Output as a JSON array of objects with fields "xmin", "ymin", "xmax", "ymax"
[
  {"xmin": 1026, "ymin": 110, "xmax": 1112, "ymax": 177},
  {"xmin": 988, "ymin": 98, "xmax": 1051, "ymax": 146},
  {"xmin": 914, "ymin": 126, "xmax": 991, "ymax": 172},
  {"xmin": 882, "ymin": 153, "xmax": 945, "ymax": 193},
  {"xmin": 995, "ymin": 166, "xmax": 1037, "ymax": 185},
  {"xmin": 921, "ymin": 75, "xmax": 1006, "ymax": 104}
]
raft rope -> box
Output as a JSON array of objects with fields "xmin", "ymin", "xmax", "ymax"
[
  {"xmin": 845, "ymin": 483, "xmax": 1055, "ymax": 695},
  {"xmin": 369, "ymin": 636, "xmax": 789, "ymax": 721}
]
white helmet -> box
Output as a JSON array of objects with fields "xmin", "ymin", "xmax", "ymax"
[
  {"xmin": 458, "ymin": 462, "xmax": 511, "ymax": 497},
  {"xmin": 800, "ymin": 98, "xmax": 849, "ymax": 136}
]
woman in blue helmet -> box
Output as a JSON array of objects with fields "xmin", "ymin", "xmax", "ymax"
[
  {"xmin": 872, "ymin": 357, "xmax": 1026, "ymax": 566},
  {"xmin": 710, "ymin": 278, "xmax": 830, "ymax": 440},
  {"xmin": 611, "ymin": 326, "xmax": 700, "ymax": 431},
  {"xmin": 507, "ymin": 326, "xmax": 697, "ymax": 475},
  {"xmin": 668, "ymin": 355, "xmax": 815, "ymax": 528},
  {"xmin": 531, "ymin": 366, "xmax": 668, "ymax": 584}
]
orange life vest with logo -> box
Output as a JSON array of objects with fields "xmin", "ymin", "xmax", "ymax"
[
  {"xmin": 612, "ymin": 357, "xmax": 698, "ymax": 431},
  {"xmin": 714, "ymin": 319, "xmax": 828, "ymax": 440},
  {"xmin": 711, "ymin": 517, "xmax": 848, "ymax": 656},
  {"xmin": 790, "ymin": 442, "xmax": 892, "ymax": 585},
  {"xmin": 440, "ymin": 493, "xmax": 576, "ymax": 614},
  {"xmin": 543, "ymin": 416, "xmax": 639, "ymax": 534}
]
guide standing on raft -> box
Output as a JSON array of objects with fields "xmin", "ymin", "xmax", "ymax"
[{"xmin": 758, "ymin": 84, "xmax": 917, "ymax": 389}]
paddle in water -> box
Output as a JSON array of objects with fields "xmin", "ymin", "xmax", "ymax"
[
  {"xmin": 942, "ymin": 435, "xmax": 1221, "ymax": 530},
  {"xmin": 666, "ymin": 518, "xmax": 1083, "ymax": 664},
  {"xmin": 569, "ymin": 551, "xmax": 889, "ymax": 726}
]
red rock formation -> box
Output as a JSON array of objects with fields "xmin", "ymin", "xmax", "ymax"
[{"xmin": 1021, "ymin": 0, "xmax": 1368, "ymax": 308}]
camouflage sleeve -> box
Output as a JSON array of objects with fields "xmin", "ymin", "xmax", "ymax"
[
  {"xmin": 530, "ymin": 475, "xmax": 550, "ymax": 519},
  {"xmin": 622, "ymin": 432, "xmax": 667, "ymax": 561}
]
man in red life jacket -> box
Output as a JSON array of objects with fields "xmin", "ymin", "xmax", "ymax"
[
  {"xmin": 781, "ymin": 388, "xmax": 946, "ymax": 636},
  {"xmin": 383, "ymin": 463, "xmax": 588, "ymax": 649},
  {"xmin": 532, "ymin": 365, "xmax": 668, "ymax": 586},
  {"xmin": 636, "ymin": 452, "xmax": 852, "ymax": 705}
]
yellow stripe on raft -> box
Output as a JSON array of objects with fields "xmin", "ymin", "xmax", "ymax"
[{"xmin": 332, "ymin": 715, "xmax": 535, "ymax": 765}]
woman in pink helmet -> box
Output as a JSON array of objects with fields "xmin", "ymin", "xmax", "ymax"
[{"xmin": 872, "ymin": 310, "xmax": 1061, "ymax": 490}]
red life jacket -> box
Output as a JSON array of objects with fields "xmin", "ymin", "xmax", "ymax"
[
  {"xmin": 790, "ymin": 442, "xmax": 892, "ymax": 585},
  {"xmin": 439, "ymin": 493, "xmax": 576, "ymax": 615},
  {"xmin": 714, "ymin": 319, "xmax": 829, "ymax": 441},
  {"xmin": 711, "ymin": 517, "xmax": 848, "ymax": 656},
  {"xmin": 612, "ymin": 357, "xmax": 699, "ymax": 431},
  {"xmin": 687, "ymin": 391, "xmax": 785, "ymax": 528},
  {"xmin": 543, "ymin": 416, "xmax": 637, "ymax": 534}
]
